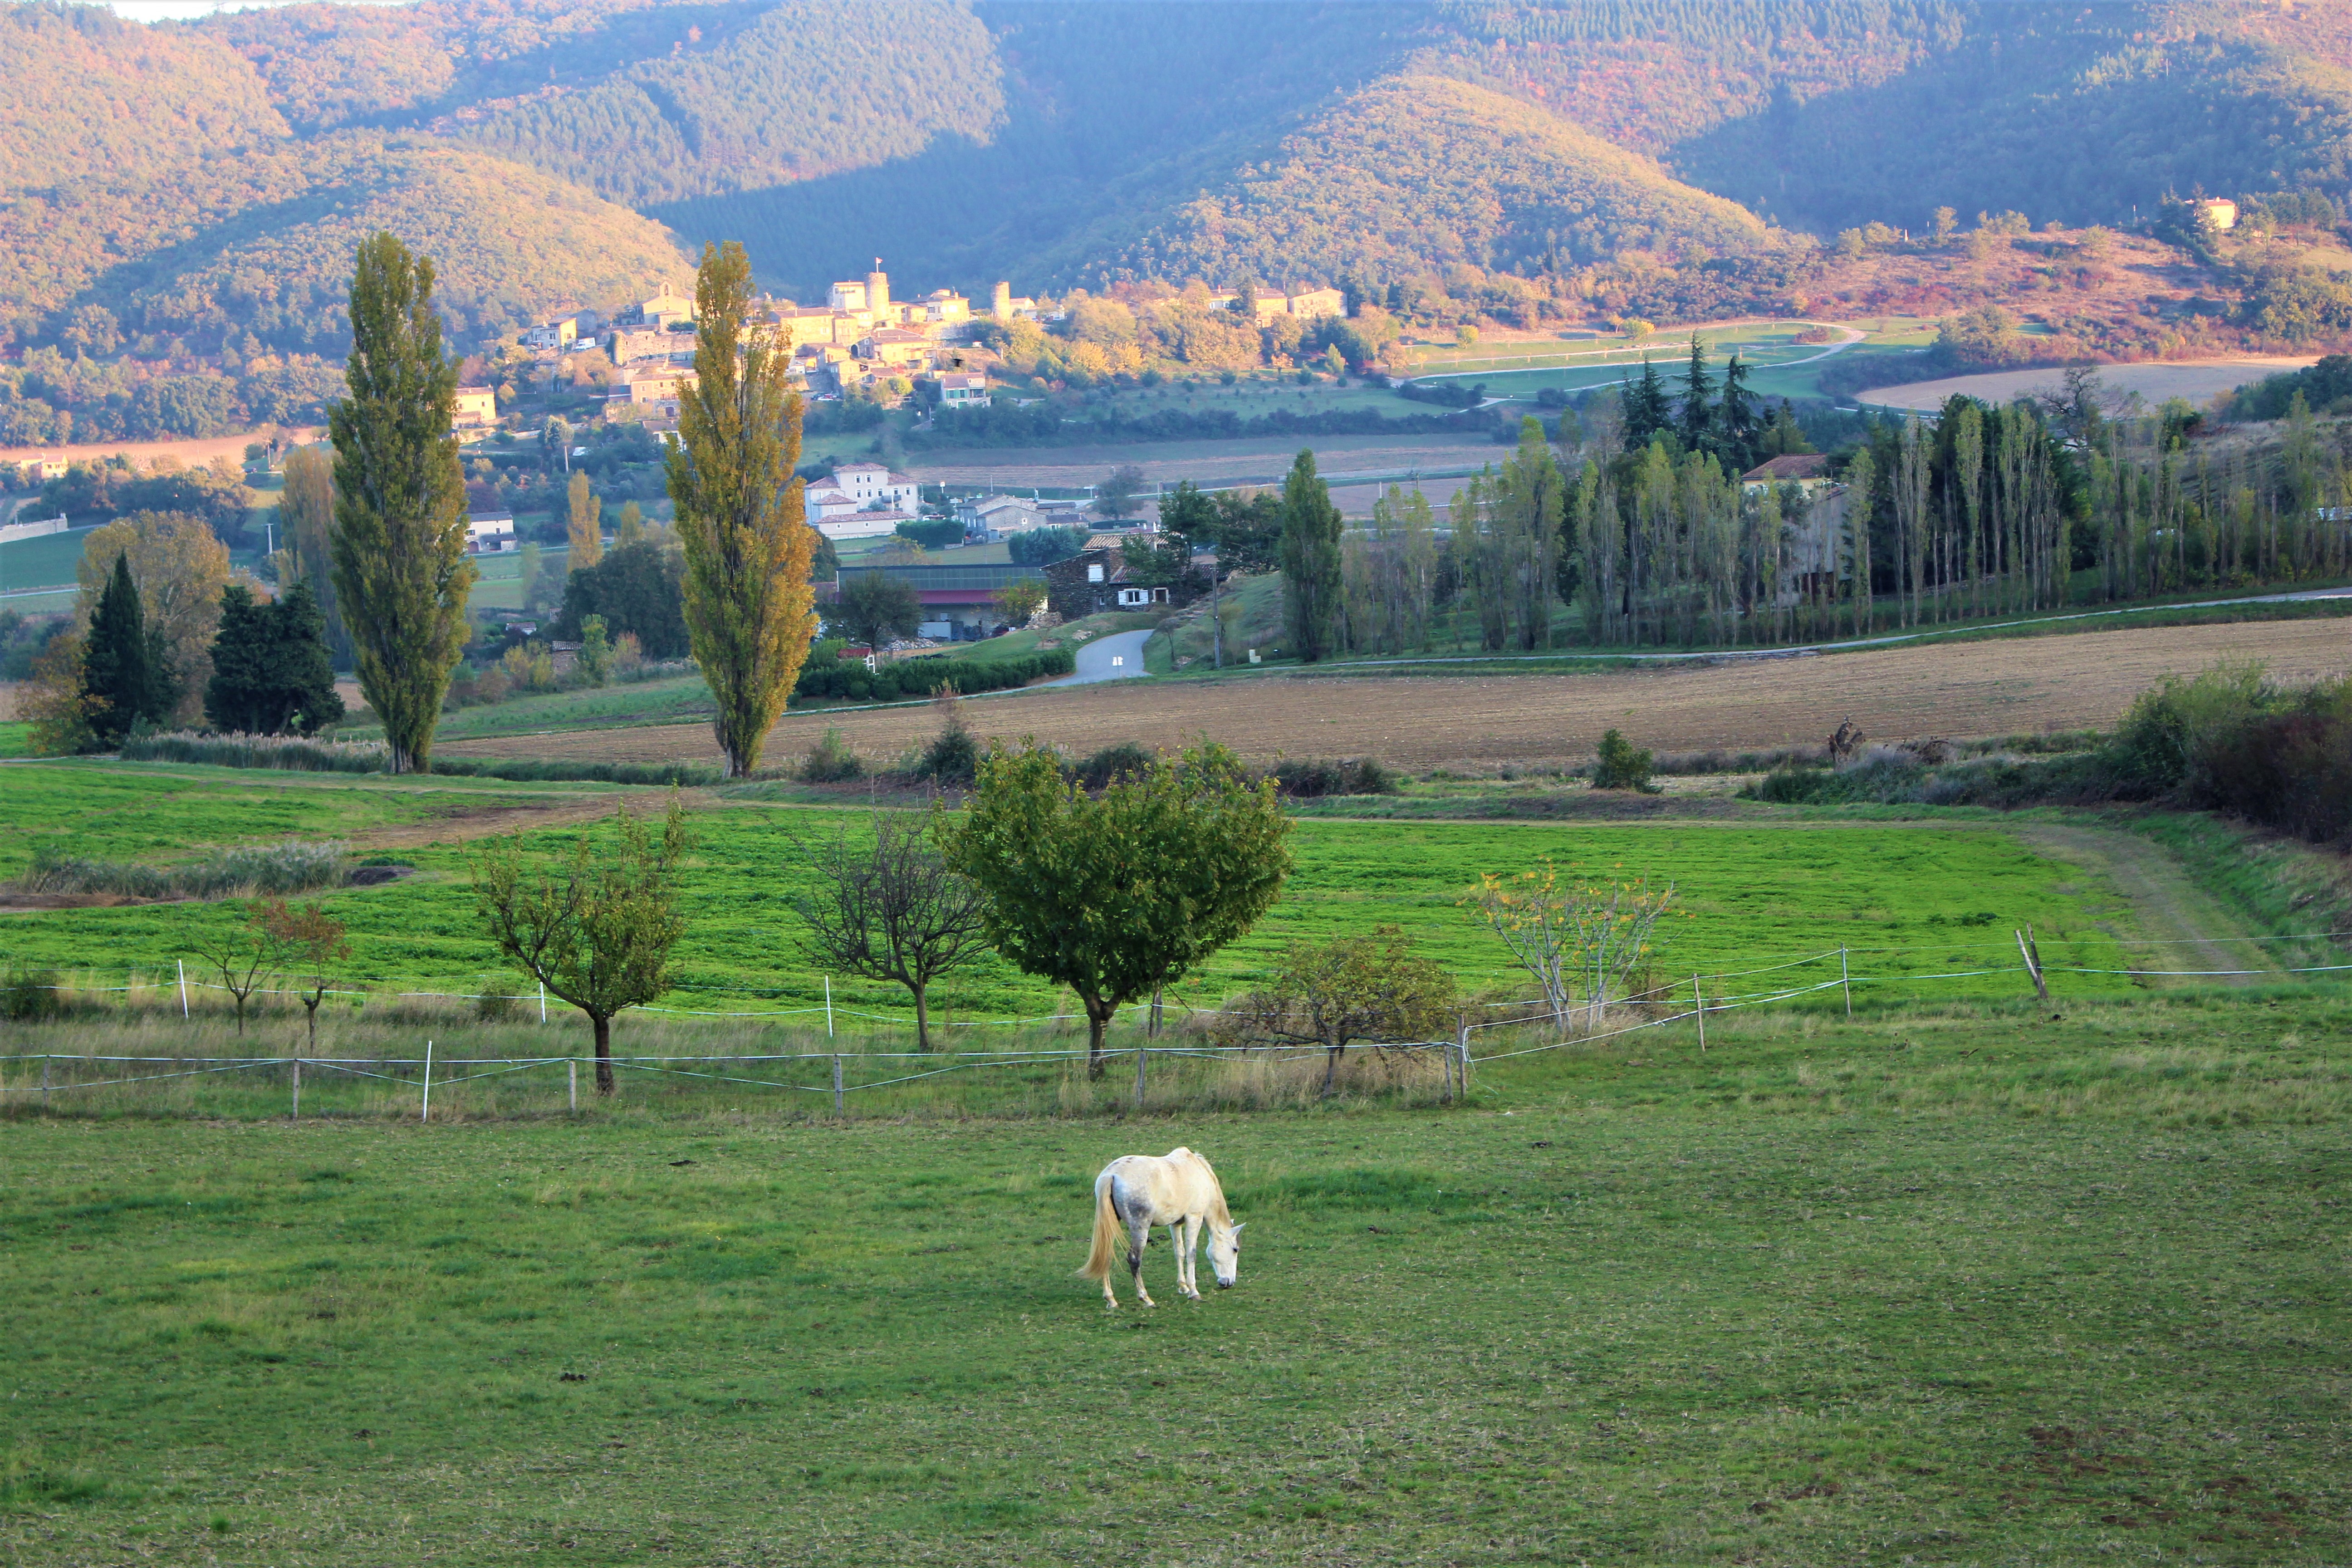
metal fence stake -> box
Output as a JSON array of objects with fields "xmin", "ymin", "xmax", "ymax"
[
  {"xmin": 1456, "ymin": 1024, "xmax": 1471, "ymax": 1094},
  {"xmin": 1841, "ymin": 946, "xmax": 1852, "ymax": 1018},
  {"xmin": 41, "ymin": 1055, "xmax": 50, "ymax": 1111},
  {"xmin": 1134, "ymin": 1044, "xmax": 1147, "ymax": 1111},
  {"xmin": 291, "ymin": 1058, "xmax": 301, "ymax": 1119},
  {"xmin": 832, "ymin": 1053, "xmax": 844, "ymax": 1115},
  {"xmin": 177, "ymin": 960, "xmax": 188, "ymax": 1019},
  {"xmin": 824, "ymin": 976, "xmax": 834, "ymax": 1039},
  {"xmin": 1693, "ymin": 974, "xmax": 1706, "ymax": 1052},
  {"xmin": 421, "ymin": 1040, "xmax": 433, "ymax": 1122}
]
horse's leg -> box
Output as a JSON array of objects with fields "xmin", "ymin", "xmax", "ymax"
[
  {"xmin": 1127, "ymin": 1207, "xmax": 1155, "ymax": 1308},
  {"xmin": 1181, "ymin": 1215, "xmax": 1202, "ymax": 1299}
]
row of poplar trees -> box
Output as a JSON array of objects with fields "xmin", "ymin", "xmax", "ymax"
[
  {"xmin": 1304, "ymin": 383, "xmax": 2348, "ymax": 657},
  {"xmin": 329, "ymin": 233, "xmax": 813, "ymax": 775}
]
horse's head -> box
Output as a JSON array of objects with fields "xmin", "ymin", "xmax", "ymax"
[{"xmin": 1207, "ymin": 1220, "xmax": 1245, "ymax": 1289}]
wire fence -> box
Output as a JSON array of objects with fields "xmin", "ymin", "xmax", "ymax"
[{"xmin": 7, "ymin": 925, "xmax": 2348, "ymax": 1120}]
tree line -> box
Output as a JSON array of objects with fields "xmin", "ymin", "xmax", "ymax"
[{"xmin": 1250, "ymin": 345, "xmax": 2352, "ymax": 659}]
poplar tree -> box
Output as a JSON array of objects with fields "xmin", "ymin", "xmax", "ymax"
[
  {"xmin": 567, "ymin": 470, "xmax": 602, "ymax": 569},
  {"xmin": 668, "ymin": 240, "xmax": 818, "ymax": 777},
  {"xmin": 279, "ymin": 445, "xmax": 341, "ymax": 656},
  {"xmin": 328, "ymin": 232, "xmax": 474, "ymax": 774},
  {"xmin": 1276, "ymin": 447, "xmax": 1343, "ymax": 662}
]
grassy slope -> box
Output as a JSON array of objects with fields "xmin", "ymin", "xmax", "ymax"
[
  {"xmin": 1, "ymin": 994, "xmax": 2346, "ymax": 1563},
  {"xmin": 2, "ymin": 760, "xmax": 2164, "ymax": 1019}
]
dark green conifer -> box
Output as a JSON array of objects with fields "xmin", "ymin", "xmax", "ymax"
[{"xmin": 82, "ymin": 551, "xmax": 172, "ymax": 745}]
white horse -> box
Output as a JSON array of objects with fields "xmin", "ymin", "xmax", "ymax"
[{"xmin": 1080, "ymin": 1147, "xmax": 1244, "ymax": 1308}]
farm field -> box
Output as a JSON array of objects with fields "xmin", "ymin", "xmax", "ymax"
[
  {"xmin": 1860, "ymin": 356, "xmax": 2321, "ymax": 415},
  {"xmin": 0, "ymin": 759, "xmax": 2176, "ymax": 1018},
  {"xmin": 3, "ymin": 995, "xmax": 2347, "ymax": 1565},
  {"xmin": 440, "ymin": 616, "xmax": 2352, "ymax": 772}
]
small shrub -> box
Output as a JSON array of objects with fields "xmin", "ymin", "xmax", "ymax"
[
  {"xmin": 801, "ymin": 728, "xmax": 865, "ymax": 783},
  {"xmin": 1591, "ymin": 729, "xmax": 1659, "ymax": 792},
  {"xmin": 1266, "ymin": 757, "xmax": 1399, "ymax": 798},
  {"xmin": 1071, "ymin": 742, "xmax": 1155, "ymax": 791},
  {"xmin": 475, "ymin": 987, "xmax": 519, "ymax": 1024},
  {"xmin": 912, "ymin": 696, "xmax": 980, "ymax": 786},
  {"xmin": 0, "ymin": 968, "xmax": 69, "ymax": 1022},
  {"xmin": 21, "ymin": 840, "xmax": 346, "ymax": 900}
]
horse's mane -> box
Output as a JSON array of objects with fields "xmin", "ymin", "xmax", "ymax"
[{"xmin": 1183, "ymin": 1148, "xmax": 1234, "ymax": 1227}]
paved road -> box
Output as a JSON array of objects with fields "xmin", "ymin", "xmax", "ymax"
[{"xmin": 1058, "ymin": 629, "xmax": 1153, "ymax": 684}]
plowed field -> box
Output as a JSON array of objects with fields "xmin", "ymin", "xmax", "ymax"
[{"xmin": 439, "ymin": 617, "xmax": 2351, "ymax": 769}]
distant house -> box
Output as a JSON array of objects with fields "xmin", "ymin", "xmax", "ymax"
[
  {"xmin": 614, "ymin": 364, "xmax": 696, "ymax": 425},
  {"xmin": 1044, "ymin": 540, "xmax": 1179, "ymax": 619},
  {"xmin": 857, "ymin": 327, "xmax": 931, "ymax": 368},
  {"xmin": 804, "ymin": 486, "xmax": 860, "ymax": 521},
  {"xmin": 954, "ymin": 494, "xmax": 1048, "ymax": 539},
  {"xmin": 638, "ymin": 289, "xmax": 694, "ymax": 329},
  {"xmin": 452, "ymin": 386, "xmax": 498, "ymax": 431},
  {"xmin": 1738, "ymin": 454, "xmax": 1834, "ymax": 491},
  {"xmin": 832, "ymin": 461, "xmax": 919, "ymax": 514},
  {"xmin": 522, "ymin": 319, "xmax": 577, "ymax": 351},
  {"xmin": 2195, "ymin": 198, "xmax": 2239, "ymax": 232},
  {"xmin": 607, "ymin": 328, "xmax": 671, "ymax": 365},
  {"xmin": 922, "ymin": 371, "xmax": 990, "ymax": 411},
  {"xmin": 466, "ymin": 510, "xmax": 518, "ymax": 554},
  {"xmin": 834, "ymin": 559, "xmax": 1049, "ymax": 640}
]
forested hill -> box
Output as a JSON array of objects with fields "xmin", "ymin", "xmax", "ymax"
[{"xmin": 2, "ymin": 0, "xmax": 2350, "ymax": 448}]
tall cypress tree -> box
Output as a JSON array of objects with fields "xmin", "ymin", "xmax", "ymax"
[
  {"xmin": 82, "ymin": 551, "xmax": 172, "ymax": 745},
  {"xmin": 1623, "ymin": 358, "xmax": 1669, "ymax": 451},
  {"xmin": 328, "ymin": 232, "xmax": 474, "ymax": 774},
  {"xmin": 1719, "ymin": 353, "xmax": 1757, "ymax": 468},
  {"xmin": 668, "ymin": 240, "xmax": 818, "ymax": 779},
  {"xmin": 1678, "ymin": 334, "xmax": 1716, "ymax": 449},
  {"xmin": 1276, "ymin": 448, "xmax": 1343, "ymax": 662}
]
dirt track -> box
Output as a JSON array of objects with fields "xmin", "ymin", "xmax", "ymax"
[{"xmin": 438, "ymin": 617, "xmax": 2351, "ymax": 769}]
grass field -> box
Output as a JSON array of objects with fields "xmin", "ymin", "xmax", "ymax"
[
  {"xmin": 0, "ymin": 759, "xmax": 2170, "ymax": 1020},
  {"xmin": 445, "ymin": 614, "xmax": 2352, "ymax": 771},
  {"xmin": 3, "ymin": 986, "xmax": 2347, "ymax": 1565},
  {"xmin": 0, "ymin": 524, "xmax": 99, "ymax": 593}
]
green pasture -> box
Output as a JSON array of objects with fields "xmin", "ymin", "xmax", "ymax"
[
  {"xmin": 0, "ymin": 523, "xmax": 98, "ymax": 592},
  {"xmin": 2, "ymin": 986, "xmax": 2347, "ymax": 1564},
  {"xmin": 0, "ymin": 760, "xmax": 2158, "ymax": 1024}
]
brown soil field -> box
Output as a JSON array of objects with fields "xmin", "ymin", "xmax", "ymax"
[
  {"xmin": 1861, "ymin": 356, "xmax": 2319, "ymax": 413},
  {"xmin": 438, "ymin": 617, "xmax": 2351, "ymax": 770},
  {"xmin": 0, "ymin": 424, "xmax": 321, "ymax": 470}
]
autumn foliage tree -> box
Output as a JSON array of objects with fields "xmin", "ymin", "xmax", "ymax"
[{"xmin": 668, "ymin": 240, "xmax": 818, "ymax": 777}]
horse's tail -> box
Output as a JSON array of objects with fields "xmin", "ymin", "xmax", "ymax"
[{"xmin": 1079, "ymin": 1172, "xmax": 1119, "ymax": 1280}]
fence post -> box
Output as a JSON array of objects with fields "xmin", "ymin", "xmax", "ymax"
[
  {"xmin": 568, "ymin": 1058, "xmax": 578, "ymax": 1113},
  {"xmin": 2016, "ymin": 926, "xmax": 2050, "ymax": 1003},
  {"xmin": 1693, "ymin": 974, "xmax": 1706, "ymax": 1053},
  {"xmin": 421, "ymin": 1040, "xmax": 433, "ymax": 1123},
  {"xmin": 824, "ymin": 976, "xmax": 834, "ymax": 1039},
  {"xmin": 291, "ymin": 1057, "xmax": 301, "ymax": 1120},
  {"xmin": 41, "ymin": 1055, "xmax": 50, "ymax": 1111},
  {"xmin": 539, "ymin": 981, "xmax": 547, "ymax": 1025},
  {"xmin": 1456, "ymin": 1023, "xmax": 1471, "ymax": 1095},
  {"xmin": 1134, "ymin": 1044, "xmax": 1147, "ymax": 1111},
  {"xmin": 1840, "ymin": 946, "xmax": 1852, "ymax": 1019},
  {"xmin": 178, "ymin": 959, "xmax": 188, "ymax": 1019},
  {"xmin": 832, "ymin": 1053, "xmax": 843, "ymax": 1116}
]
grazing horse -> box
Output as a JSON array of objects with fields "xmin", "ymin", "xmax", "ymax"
[{"xmin": 1080, "ymin": 1147, "xmax": 1244, "ymax": 1308}]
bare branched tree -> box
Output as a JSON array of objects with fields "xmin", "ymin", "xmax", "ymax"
[
  {"xmin": 1240, "ymin": 925, "xmax": 1454, "ymax": 1095},
  {"xmin": 192, "ymin": 911, "xmax": 277, "ymax": 1034},
  {"xmin": 793, "ymin": 812, "xmax": 989, "ymax": 1050}
]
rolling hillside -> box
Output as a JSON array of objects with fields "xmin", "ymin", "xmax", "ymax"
[
  {"xmin": 1066, "ymin": 74, "xmax": 1772, "ymax": 289},
  {"xmin": 2, "ymin": 0, "xmax": 2350, "ymax": 448}
]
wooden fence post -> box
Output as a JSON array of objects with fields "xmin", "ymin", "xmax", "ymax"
[
  {"xmin": 290, "ymin": 1058, "xmax": 301, "ymax": 1120},
  {"xmin": 568, "ymin": 1058, "xmax": 578, "ymax": 1113},
  {"xmin": 41, "ymin": 1055, "xmax": 50, "ymax": 1111},
  {"xmin": 2016, "ymin": 927, "xmax": 2050, "ymax": 1003}
]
